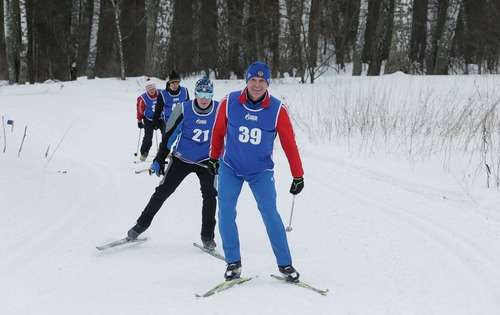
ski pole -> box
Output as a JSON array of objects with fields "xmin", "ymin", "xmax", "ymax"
[
  {"xmin": 2, "ymin": 116, "xmax": 6, "ymax": 153},
  {"xmin": 155, "ymin": 129, "xmax": 159, "ymax": 151},
  {"xmin": 285, "ymin": 195, "xmax": 296, "ymax": 232},
  {"xmin": 18, "ymin": 125, "xmax": 27, "ymax": 157},
  {"xmin": 134, "ymin": 128, "xmax": 142, "ymax": 156},
  {"xmin": 173, "ymin": 152, "xmax": 207, "ymax": 168},
  {"xmin": 174, "ymin": 152, "xmax": 217, "ymax": 190}
]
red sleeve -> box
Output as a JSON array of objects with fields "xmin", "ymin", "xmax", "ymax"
[
  {"xmin": 136, "ymin": 96, "xmax": 145, "ymax": 121},
  {"xmin": 276, "ymin": 106, "xmax": 304, "ymax": 178},
  {"xmin": 209, "ymin": 97, "xmax": 228, "ymax": 159}
]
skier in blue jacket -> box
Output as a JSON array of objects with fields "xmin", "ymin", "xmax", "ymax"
[{"xmin": 208, "ymin": 62, "xmax": 305, "ymax": 282}]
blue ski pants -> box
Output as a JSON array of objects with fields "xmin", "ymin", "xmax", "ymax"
[{"xmin": 217, "ymin": 162, "xmax": 292, "ymax": 266}]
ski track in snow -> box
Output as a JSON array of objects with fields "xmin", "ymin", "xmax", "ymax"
[{"xmin": 304, "ymin": 149, "xmax": 500, "ymax": 313}]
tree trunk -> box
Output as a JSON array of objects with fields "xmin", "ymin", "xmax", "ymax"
[
  {"xmin": 3, "ymin": 0, "xmax": 18, "ymax": 84},
  {"xmin": 352, "ymin": 0, "xmax": 369, "ymax": 76},
  {"xmin": 385, "ymin": 0, "xmax": 413, "ymax": 74},
  {"xmin": 144, "ymin": 0, "xmax": 156, "ymax": 76},
  {"xmin": 110, "ymin": 0, "xmax": 125, "ymax": 80},
  {"xmin": 307, "ymin": 0, "xmax": 320, "ymax": 83},
  {"xmin": 424, "ymin": 0, "xmax": 438, "ymax": 74},
  {"xmin": 86, "ymin": 0, "xmax": 100, "ymax": 79},
  {"xmin": 169, "ymin": 0, "xmax": 196, "ymax": 74},
  {"xmin": 155, "ymin": 0, "xmax": 173, "ymax": 78},
  {"xmin": 69, "ymin": 0, "xmax": 80, "ymax": 80},
  {"xmin": 226, "ymin": 0, "xmax": 244, "ymax": 79},
  {"xmin": 433, "ymin": 0, "xmax": 461, "ymax": 74},
  {"xmin": 197, "ymin": 0, "xmax": 218, "ymax": 76},
  {"xmin": 367, "ymin": 0, "xmax": 392, "ymax": 76},
  {"xmin": 18, "ymin": 0, "xmax": 28, "ymax": 84},
  {"xmin": 270, "ymin": 0, "xmax": 281, "ymax": 79},
  {"xmin": 286, "ymin": 0, "xmax": 305, "ymax": 82}
]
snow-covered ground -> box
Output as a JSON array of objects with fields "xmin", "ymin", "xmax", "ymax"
[{"xmin": 1, "ymin": 74, "xmax": 500, "ymax": 314}]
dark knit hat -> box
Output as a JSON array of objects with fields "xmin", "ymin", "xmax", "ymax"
[
  {"xmin": 245, "ymin": 61, "xmax": 271, "ymax": 85},
  {"xmin": 168, "ymin": 69, "xmax": 181, "ymax": 83}
]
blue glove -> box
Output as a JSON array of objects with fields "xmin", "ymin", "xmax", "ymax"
[{"xmin": 149, "ymin": 160, "xmax": 165, "ymax": 177}]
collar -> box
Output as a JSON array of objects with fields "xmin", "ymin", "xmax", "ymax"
[
  {"xmin": 147, "ymin": 90, "xmax": 158, "ymax": 98},
  {"xmin": 238, "ymin": 87, "xmax": 271, "ymax": 108}
]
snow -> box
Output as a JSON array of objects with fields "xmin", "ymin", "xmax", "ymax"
[{"xmin": 1, "ymin": 74, "xmax": 500, "ymax": 315}]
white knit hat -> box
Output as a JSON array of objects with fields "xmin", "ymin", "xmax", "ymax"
[{"xmin": 145, "ymin": 77, "xmax": 156, "ymax": 90}]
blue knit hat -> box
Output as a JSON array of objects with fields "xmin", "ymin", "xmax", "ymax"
[
  {"xmin": 245, "ymin": 61, "xmax": 271, "ymax": 85},
  {"xmin": 195, "ymin": 75, "xmax": 214, "ymax": 93}
]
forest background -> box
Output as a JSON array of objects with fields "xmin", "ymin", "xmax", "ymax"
[{"xmin": 1, "ymin": 0, "xmax": 500, "ymax": 85}]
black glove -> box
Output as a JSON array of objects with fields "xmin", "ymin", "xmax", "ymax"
[
  {"xmin": 207, "ymin": 158, "xmax": 219, "ymax": 175},
  {"xmin": 138, "ymin": 121, "xmax": 144, "ymax": 129},
  {"xmin": 289, "ymin": 177, "xmax": 304, "ymax": 195},
  {"xmin": 152, "ymin": 119, "xmax": 160, "ymax": 130}
]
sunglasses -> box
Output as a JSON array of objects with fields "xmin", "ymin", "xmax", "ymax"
[{"xmin": 196, "ymin": 92, "xmax": 213, "ymax": 99}]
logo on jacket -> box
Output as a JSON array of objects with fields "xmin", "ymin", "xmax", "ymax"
[
  {"xmin": 245, "ymin": 113, "xmax": 258, "ymax": 121},
  {"xmin": 196, "ymin": 119, "xmax": 207, "ymax": 124}
]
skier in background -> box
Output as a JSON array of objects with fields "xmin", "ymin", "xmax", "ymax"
[
  {"xmin": 136, "ymin": 77, "xmax": 158, "ymax": 161},
  {"xmin": 153, "ymin": 69, "xmax": 190, "ymax": 133}
]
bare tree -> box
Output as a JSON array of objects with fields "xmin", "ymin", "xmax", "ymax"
[
  {"xmin": 110, "ymin": 0, "xmax": 125, "ymax": 80},
  {"xmin": 223, "ymin": 0, "xmax": 245, "ymax": 79},
  {"xmin": 69, "ymin": 0, "xmax": 80, "ymax": 80},
  {"xmin": 367, "ymin": 0, "xmax": 393, "ymax": 76},
  {"xmin": 269, "ymin": 0, "xmax": 281, "ymax": 79},
  {"xmin": 385, "ymin": 0, "xmax": 413, "ymax": 74},
  {"xmin": 433, "ymin": 0, "xmax": 462, "ymax": 74},
  {"xmin": 424, "ymin": 0, "xmax": 438, "ymax": 74},
  {"xmin": 306, "ymin": 0, "xmax": 320, "ymax": 83},
  {"xmin": 154, "ymin": 0, "xmax": 173, "ymax": 78},
  {"xmin": 144, "ymin": 0, "xmax": 173, "ymax": 78},
  {"xmin": 194, "ymin": 0, "xmax": 218, "ymax": 76},
  {"xmin": 3, "ymin": 0, "xmax": 18, "ymax": 83},
  {"xmin": 17, "ymin": 0, "xmax": 28, "ymax": 83},
  {"xmin": 86, "ymin": 0, "xmax": 100, "ymax": 79},
  {"xmin": 168, "ymin": 0, "xmax": 196, "ymax": 74},
  {"xmin": 352, "ymin": 0, "xmax": 369, "ymax": 76},
  {"xmin": 214, "ymin": 0, "xmax": 229, "ymax": 78},
  {"xmin": 328, "ymin": 0, "xmax": 358, "ymax": 72},
  {"xmin": 144, "ymin": 0, "xmax": 156, "ymax": 75},
  {"xmin": 285, "ymin": 0, "xmax": 305, "ymax": 82}
]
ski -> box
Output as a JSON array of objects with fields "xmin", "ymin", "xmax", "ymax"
[
  {"xmin": 193, "ymin": 242, "xmax": 225, "ymax": 261},
  {"xmin": 195, "ymin": 277, "xmax": 252, "ymax": 298},
  {"xmin": 96, "ymin": 237, "xmax": 148, "ymax": 251},
  {"xmin": 270, "ymin": 274, "xmax": 329, "ymax": 296},
  {"xmin": 135, "ymin": 168, "xmax": 150, "ymax": 174}
]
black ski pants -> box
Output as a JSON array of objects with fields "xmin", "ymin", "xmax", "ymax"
[
  {"xmin": 136, "ymin": 156, "xmax": 217, "ymax": 239},
  {"xmin": 140, "ymin": 118, "xmax": 155, "ymax": 156}
]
